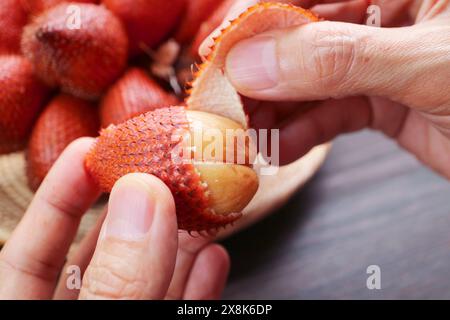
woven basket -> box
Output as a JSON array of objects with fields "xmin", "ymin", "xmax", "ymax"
[{"xmin": 0, "ymin": 144, "xmax": 330, "ymax": 247}]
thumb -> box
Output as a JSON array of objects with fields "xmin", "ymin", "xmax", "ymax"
[
  {"xmin": 226, "ymin": 21, "xmax": 450, "ymax": 109},
  {"xmin": 79, "ymin": 173, "xmax": 178, "ymax": 300}
]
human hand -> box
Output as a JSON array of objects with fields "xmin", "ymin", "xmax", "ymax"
[
  {"xmin": 0, "ymin": 138, "xmax": 229, "ymax": 300},
  {"xmin": 199, "ymin": 0, "xmax": 375, "ymax": 58},
  {"xmin": 203, "ymin": 0, "xmax": 450, "ymax": 179}
]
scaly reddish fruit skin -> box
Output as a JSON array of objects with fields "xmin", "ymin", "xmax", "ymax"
[
  {"xmin": 100, "ymin": 68, "xmax": 179, "ymax": 127},
  {"xmin": 0, "ymin": 55, "xmax": 50, "ymax": 154},
  {"xmin": 21, "ymin": 3, "xmax": 128, "ymax": 100},
  {"xmin": 0, "ymin": 0, "xmax": 28, "ymax": 54},
  {"xmin": 27, "ymin": 94, "xmax": 99, "ymax": 191},
  {"xmin": 85, "ymin": 107, "xmax": 241, "ymax": 231},
  {"xmin": 20, "ymin": 0, "xmax": 99, "ymax": 15},
  {"xmin": 103, "ymin": 0, "xmax": 185, "ymax": 56},
  {"xmin": 175, "ymin": 0, "xmax": 225, "ymax": 44}
]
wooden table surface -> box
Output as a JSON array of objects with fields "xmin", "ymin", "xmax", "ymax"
[{"xmin": 221, "ymin": 129, "xmax": 450, "ymax": 299}]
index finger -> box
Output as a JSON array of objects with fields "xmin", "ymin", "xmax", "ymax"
[{"xmin": 0, "ymin": 137, "xmax": 101, "ymax": 299}]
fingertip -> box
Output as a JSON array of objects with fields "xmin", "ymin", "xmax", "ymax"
[
  {"xmin": 45, "ymin": 137, "xmax": 97, "ymax": 182},
  {"xmin": 62, "ymin": 137, "xmax": 96, "ymax": 158},
  {"xmin": 42, "ymin": 137, "xmax": 96, "ymax": 178},
  {"xmin": 36, "ymin": 136, "xmax": 101, "ymax": 205},
  {"xmin": 208, "ymin": 244, "xmax": 231, "ymax": 275},
  {"xmin": 183, "ymin": 243, "xmax": 230, "ymax": 300}
]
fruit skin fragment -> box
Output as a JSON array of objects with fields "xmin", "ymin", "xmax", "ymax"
[
  {"xmin": 0, "ymin": 55, "xmax": 50, "ymax": 154},
  {"xmin": 27, "ymin": 94, "xmax": 99, "ymax": 191},
  {"xmin": 21, "ymin": 3, "xmax": 128, "ymax": 100}
]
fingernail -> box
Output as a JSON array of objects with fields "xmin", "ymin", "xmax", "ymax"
[
  {"xmin": 226, "ymin": 36, "xmax": 279, "ymax": 91},
  {"xmin": 104, "ymin": 175, "xmax": 156, "ymax": 241}
]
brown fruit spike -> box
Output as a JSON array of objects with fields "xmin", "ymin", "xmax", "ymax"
[
  {"xmin": 21, "ymin": 3, "xmax": 128, "ymax": 100},
  {"xmin": 27, "ymin": 94, "xmax": 99, "ymax": 190},
  {"xmin": 0, "ymin": 55, "xmax": 50, "ymax": 154},
  {"xmin": 85, "ymin": 107, "xmax": 258, "ymax": 231},
  {"xmin": 99, "ymin": 68, "xmax": 179, "ymax": 127},
  {"xmin": 0, "ymin": 0, "xmax": 28, "ymax": 54}
]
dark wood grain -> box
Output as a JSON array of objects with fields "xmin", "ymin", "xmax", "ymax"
[{"xmin": 221, "ymin": 130, "xmax": 450, "ymax": 299}]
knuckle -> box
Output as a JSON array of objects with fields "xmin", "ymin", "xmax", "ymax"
[
  {"xmin": 80, "ymin": 244, "xmax": 146, "ymax": 299},
  {"xmin": 309, "ymin": 25, "xmax": 362, "ymax": 94},
  {"xmin": 0, "ymin": 252, "xmax": 59, "ymax": 282},
  {"xmin": 82, "ymin": 265, "xmax": 144, "ymax": 300},
  {"xmin": 43, "ymin": 191, "xmax": 85, "ymax": 219}
]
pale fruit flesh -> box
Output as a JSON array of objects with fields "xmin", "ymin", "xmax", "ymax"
[
  {"xmin": 186, "ymin": 110, "xmax": 256, "ymax": 165},
  {"xmin": 195, "ymin": 163, "xmax": 259, "ymax": 216},
  {"xmin": 185, "ymin": 110, "xmax": 259, "ymax": 216}
]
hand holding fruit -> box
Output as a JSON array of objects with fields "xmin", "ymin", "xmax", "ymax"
[
  {"xmin": 2, "ymin": 0, "xmax": 447, "ymax": 301},
  {"xmin": 0, "ymin": 139, "xmax": 230, "ymax": 299},
  {"xmin": 207, "ymin": 0, "xmax": 450, "ymax": 179}
]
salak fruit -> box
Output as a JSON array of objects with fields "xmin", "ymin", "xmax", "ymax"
[
  {"xmin": 86, "ymin": 107, "xmax": 258, "ymax": 231},
  {"xmin": 0, "ymin": 0, "xmax": 28, "ymax": 54},
  {"xmin": 0, "ymin": 55, "xmax": 49, "ymax": 154},
  {"xmin": 20, "ymin": 0, "xmax": 99, "ymax": 15},
  {"xmin": 191, "ymin": 0, "xmax": 235, "ymax": 57},
  {"xmin": 86, "ymin": 3, "xmax": 319, "ymax": 232},
  {"xmin": 27, "ymin": 94, "xmax": 99, "ymax": 190},
  {"xmin": 99, "ymin": 68, "xmax": 179, "ymax": 128},
  {"xmin": 102, "ymin": 0, "xmax": 185, "ymax": 56},
  {"xmin": 175, "ymin": 0, "xmax": 226, "ymax": 45},
  {"xmin": 21, "ymin": 3, "xmax": 128, "ymax": 100}
]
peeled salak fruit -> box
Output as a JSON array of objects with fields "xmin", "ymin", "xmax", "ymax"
[
  {"xmin": 20, "ymin": 0, "xmax": 99, "ymax": 15},
  {"xmin": 86, "ymin": 107, "xmax": 258, "ymax": 231},
  {"xmin": 0, "ymin": 55, "xmax": 50, "ymax": 154},
  {"xmin": 27, "ymin": 94, "xmax": 99, "ymax": 190},
  {"xmin": 99, "ymin": 68, "xmax": 179, "ymax": 128},
  {"xmin": 175, "ymin": 0, "xmax": 225, "ymax": 44},
  {"xmin": 0, "ymin": 0, "xmax": 28, "ymax": 54},
  {"xmin": 21, "ymin": 3, "xmax": 128, "ymax": 100},
  {"xmin": 86, "ymin": 3, "xmax": 319, "ymax": 232},
  {"xmin": 103, "ymin": 0, "xmax": 185, "ymax": 55}
]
